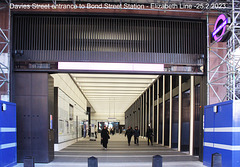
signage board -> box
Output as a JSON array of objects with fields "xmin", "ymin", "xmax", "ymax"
[{"xmin": 212, "ymin": 14, "xmax": 231, "ymax": 42}]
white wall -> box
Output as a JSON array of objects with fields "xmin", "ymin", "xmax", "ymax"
[
  {"xmin": 51, "ymin": 74, "xmax": 88, "ymax": 143},
  {"xmin": 57, "ymin": 88, "xmax": 87, "ymax": 142},
  {"xmin": 52, "ymin": 74, "xmax": 87, "ymax": 108}
]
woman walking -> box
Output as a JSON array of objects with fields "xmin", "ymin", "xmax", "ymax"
[{"xmin": 101, "ymin": 126, "xmax": 110, "ymax": 150}]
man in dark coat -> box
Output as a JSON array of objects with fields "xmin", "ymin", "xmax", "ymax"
[
  {"xmin": 146, "ymin": 126, "xmax": 153, "ymax": 146},
  {"xmin": 101, "ymin": 126, "xmax": 109, "ymax": 150},
  {"xmin": 125, "ymin": 126, "xmax": 134, "ymax": 146},
  {"xmin": 134, "ymin": 126, "xmax": 140, "ymax": 145}
]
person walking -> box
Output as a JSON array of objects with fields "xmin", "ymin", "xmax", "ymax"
[
  {"xmin": 101, "ymin": 126, "xmax": 110, "ymax": 150},
  {"xmin": 125, "ymin": 126, "xmax": 134, "ymax": 146},
  {"xmin": 146, "ymin": 126, "xmax": 153, "ymax": 146},
  {"xmin": 120, "ymin": 127, "xmax": 123, "ymax": 134},
  {"xmin": 112, "ymin": 127, "xmax": 115, "ymax": 135},
  {"xmin": 95, "ymin": 125, "xmax": 98, "ymax": 139},
  {"xmin": 134, "ymin": 126, "xmax": 140, "ymax": 145}
]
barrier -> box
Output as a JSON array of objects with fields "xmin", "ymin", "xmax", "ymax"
[
  {"xmin": 0, "ymin": 101, "xmax": 17, "ymax": 167},
  {"xmin": 152, "ymin": 155, "xmax": 162, "ymax": 167},
  {"xmin": 88, "ymin": 156, "xmax": 98, "ymax": 167},
  {"xmin": 24, "ymin": 156, "xmax": 35, "ymax": 167},
  {"xmin": 211, "ymin": 153, "xmax": 222, "ymax": 167},
  {"xmin": 203, "ymin": 100, "xmax": 240, "ymax": 167}
]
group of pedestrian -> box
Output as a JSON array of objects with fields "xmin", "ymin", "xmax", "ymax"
[
  {"xmin": 100, "ymin": 125, "xmax": 154, "ymax": 150},
  {"xmin": 110, "ymin": 128, "xmax": 115, "ymax": 135},
  {"xmin": 125, "ymin": 126, "xmax": 140, "ymax": 146},
  {"xmin": 125, "ymin": 126, "xmax": 153, "ymax": 146}
]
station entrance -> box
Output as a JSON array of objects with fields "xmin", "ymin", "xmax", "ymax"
[
  {"xmin": 12, "ymin": 13, "xmax": 207, "ymax": 163},
  {"xmin": 13, "ymin": 71, "xmax": 206, "ymax": 163}
]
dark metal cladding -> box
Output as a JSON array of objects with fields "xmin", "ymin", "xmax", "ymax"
[{"xmin": 13, "ymin": 15, "xmax": 206, "ymax": 65}]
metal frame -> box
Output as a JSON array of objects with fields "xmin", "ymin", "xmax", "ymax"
[
  {"xmin": 0, "ymin": 0, "xmax": 10, "ymax": 101},
  {"xmin": 207, "ymin": 0, "xmax": 240, "ymax": 104},
  {"xmin": 52, "ymin": 0, "xmax": 56, "ymax": 6},
  {"xmin": 0, "ymin": 29, "xmax": 9, "ymax": 87}
]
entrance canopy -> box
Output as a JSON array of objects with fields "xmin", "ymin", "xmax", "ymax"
[{"xmin": 13, "ymin": 14, "xmax": 206, "ymax": 75}]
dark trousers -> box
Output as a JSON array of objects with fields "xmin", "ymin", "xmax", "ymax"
[
  {"xmin": 127, "ymin": 136, "xmax": 132, "ymax": 145},
  {"xmin": 148, "ymin": 136, "xmax": 153, "ymax": 145},
  {"xmin": 134, "ymin": 136, "xmax": 139, "ymax": 144},
  {"xmin": 102, "ymin": 141, "xmax": 107, "ymax": 148}
]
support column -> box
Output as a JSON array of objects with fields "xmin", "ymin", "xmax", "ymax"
[
  {"xmin": 190, "ymin": 76, "xmax": 195, "ymax": 155},
  {"xmin": 149, "ymin": 88, "xmax": 151, "ymax": 125},
  {"xmin": 178, "ymin": 76, "xmax": 182, "ymax": 152},
  {"xmin": 142, "ymin": 94, "xmax": 145, "ymax": 136},
  {"xmin": 140, "ymin": 96, "xmax": 142, "ymax": 135},
  {"xmin": 152, "ymin": 83, "xmax": 155, "ymax": 130},
  {"xmin": 162, "ymin": 75, "xmax": 165, "ymax": 146},
  {"xmin": 169, "ymin": 75, "xmax": 173, "ymax": 148},
  {"xmin": 138, "ymin": 99, "xmax": 140, "ymax": 131},
  {"xmin": 145, "ymin": 92, "xmax": 148, "ymax": 136},
  {"xmin": 157, "ymin": 78, "xmax": 160, "ymax": 144},
  {"xmin": 133, "ymin": 104, "xmax": 135, "ymax": 128}
]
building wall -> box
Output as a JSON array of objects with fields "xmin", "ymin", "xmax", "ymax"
[
  {"xmin": 51, "ymin": 74, "xmax": 87, "ymax": 109},
  {"xmin": 56, "ymin": 88, "xmax": 87, "ymax": 142},
  {"xmin": 51, "ymin": 74, "xmax": 87, "ymax": 142},
  {"xmin": 208, "ymin": 15, "xmax": 228, "ymax": 105},
  {"xmin": 0, "ymin": 6, "xmax": 9, "ymax": 53},
  {"xmin": 125, "ymin": 75, "xmax": 206, "ymax": 158},
  {"xmin": 15, "ymin": 73, "xmax": 54, "ymax": 162}
]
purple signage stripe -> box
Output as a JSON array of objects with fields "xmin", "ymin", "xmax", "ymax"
[{"xmin": 212, "ymin": 19, "xmax": 228, "ymax": 37}]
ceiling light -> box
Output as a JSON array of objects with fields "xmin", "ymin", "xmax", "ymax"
[{"xmin": 59, "ymin": 62, "xmax": 164, "ymax": 72}]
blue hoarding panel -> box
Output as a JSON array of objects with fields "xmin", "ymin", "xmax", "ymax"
[
  {"xmin": 203, "ymin": 100, "xmax": 240, "ymax": 167},
  {"xmin": 203, "ymin": 132, "xmax": 214, "ymax": 143},
  {"xmin": 215, "ymin": 103, "xmax": 232, "ymax": 128},
  {"xmin": 204, "ymin": 106, "xmax": 214, "ymax": 128},
  {"xmin": 213, "ymin": 132, "xmax": 233, "ymax": 145},
  {"xmin": 203, "ymin": 147, "xmax": 233, "ymax": 167},
  {"xmin": 0, "ymin": 101, "xmax": 17, "ymax": 167}
]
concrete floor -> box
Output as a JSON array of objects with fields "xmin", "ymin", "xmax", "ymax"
[{"xmin": 15, "ymin": 133, "xmax": 205, "ymax": 167}]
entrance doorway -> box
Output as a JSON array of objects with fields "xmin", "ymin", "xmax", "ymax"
[{"xmin": 14, "ymin": 72, "xmax": 205, "ymax": 163}]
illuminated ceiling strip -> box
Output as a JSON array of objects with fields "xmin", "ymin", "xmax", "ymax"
[
  {"xmin": 81, "ymin": 87, "xmax": 146, "ymax": 90},
  {"xmin": 76, "ymin": 80, "xmax": 153, "ymax": 83},
  {"xmin": 83, "ymin": 90, "xmax": 143, "ymax": 93},
  {"xmin": 71, "ymin": 74, "xmax": 159, "ymax": 79},
  {"xmin": 59, "ymin": 62, "xmax": 164, "ymax": 72},
  {"xmin": 79, "ymin": 83, "xmax": 149, "ymax": 90}
]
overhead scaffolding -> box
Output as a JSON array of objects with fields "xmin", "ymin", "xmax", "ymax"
[{"xmin": 207, "ymin": 0, "xmax": 240, "ymax": 104}]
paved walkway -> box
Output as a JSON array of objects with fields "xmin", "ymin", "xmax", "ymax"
[{"xmin": 15, "ymin": 133, "xmax": 205, "ymax": 167}]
